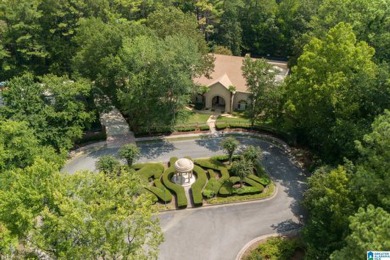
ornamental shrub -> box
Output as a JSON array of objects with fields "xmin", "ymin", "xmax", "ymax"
[
  {"xmin": 203, "ymin": 178, "xmax": 222, "ymax": 198},
  {"xmin": 247, "ymin": 174, "xmax": 270, "ymax": 186},
  {"xmin": 191, "ymin": 165, "xmax": 207, "ymax": 206},
  {"xmin": 146, "ymin": 179, "xmax": 172, "ymax": 203},
  {"xmin": 162, "ymin": 166, "xmax": 187, "ymax": 208},
  {"xmin": 137, "ymin": 163, "xmax": 165, "ymax": 182}
]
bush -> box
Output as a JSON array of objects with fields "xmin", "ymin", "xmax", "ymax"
[
  {"xmin": 162, "ymin": 166, "xmax": 187, "ymax": 208},
  {"xmin": 247, "ymin": 174, "xmax": 270, "ymax": 186},
  {"xmin": 255, "ymin": 163, "xmax": 267, "ymax": 177},
  {"xmin": 146, "ymin": 179, "xmax": 172, "ymax": 203},
  {"xmin": 202, "ymin": 178, "xmax": 222, "ymax": 198},
  {"xmin": 199, "ymin": 124, "xmax": 210, "ymax": 131},
  {"xmin": 175, "ymin": 125, "xmax": 197, "ymax": 132},
  {"xmin": 244, "ymin": 237, "xmax": 303, "ymax": 260},
  {"xmin": 215, "ymin": 122, "xmax": 227, "ymax": 130},
  {"xmin": 219, "ymin": 180, "xmax": 233, "ymax": 196},
  {"xmin": 169, "ymin": 157, "xmax": 178, "ymax": 167},
  {"xmin": 194, "ymin": 159, "xmax": 224, "ymax": 171},
  {"xmin": 210, "ymin": 154, "xmax": 241, "ymax": 162},
  {"xmin": 191, "ymin": 165, "xmax": 207, "ymax": 206},
  {"xmin": 207, "ymin": 169, "xmax": 217, "ymax": 179},
  {"xmin": 219, "ymin": 168, "xmax": 230, "ymax": 182},
  {"xmin": 234, "ymin": 186, "xmax": 260, "ymax": 195},
  {"xmin": 136, "ymin": 163, "xmax": 165, "ymax": 182}
]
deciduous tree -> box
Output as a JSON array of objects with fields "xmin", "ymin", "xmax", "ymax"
[{"xmin": 221, "ymin": 136, "xmax": 239, "ymax": 164}]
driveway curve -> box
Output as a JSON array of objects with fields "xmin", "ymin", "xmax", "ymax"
[{"xmin": 62, "ymin": 134, "xmax": 307, "ymax": 260}]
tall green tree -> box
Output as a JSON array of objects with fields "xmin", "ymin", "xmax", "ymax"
[
  {"xmin": 0, "ymin": 159, "xmax": 163, "ymax": 258},
  {"xmin": 284, "ymin": 23, "xmax": 379, "ymax": 161},
  {"xmin": 242, "ymin": 145, "xmax": 263, "ymax": 164},
  {"xmin": 117, "ymin": 34, "xmax": 206, "ymax": 132},
  {"xmin": 0, "ymin": 119, "xmax": 61, "ymax": 171},
  {"xmin": 352, "ymin": 110, "xmax": 390, "ymax": 211},
  {"xmin": 221, "ymin": 136, "xmax": 239, "ymax": 164},
  {"xmin": 230, "ymin": 157, "xmax": 253, "ymax": 187},
  {"xmin": 302, "ymin": 166, "xmax": 356, "ymax": 259},
  {"xmin": 309, "ymin": 0, "xmax": 390, "ymax": 62},
  {"xmin": 242, "ymin": 55, "xmax": 278, "ymax": 126},
  {"xmin": 331, "ymin": 205, "xmax": 390, "ymax": 259},
  {"xmin": 119, "ymin": 143, "xmax": 140, "ymax": 167},
  {"xmin": 1, "ymin": 73, "xmax": 93, "ymax": 152}
]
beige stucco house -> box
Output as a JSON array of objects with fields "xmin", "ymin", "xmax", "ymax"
[{"xmin": 193, "ymin": 54, "xmax": 288, "ymax": 113}]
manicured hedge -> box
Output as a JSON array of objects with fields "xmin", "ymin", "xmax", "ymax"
[
  {"xmin": 247, "ymin": 174, "xmax": 270, "ymax": 186},
  {"xmin": 191, "ymin": 165, "xmax": 207, "ymax": 206},
  {"xmin": 169, "ymin": 157, "xmax": 178, "ymax": 167},
  {"xmin": 219, "ymin": 180, "xmax": 233, "ymax": 196},
  {"xmin": 219, "ymin": 168, "xmax": 230, "ymax": 182},
  {"xmin": 136, "ymin": 163, "xmax": 165, "ymax": 181},
  {"xmin": 194, "ymin": 159, "xmax": 224, "ymax": 171},
  {"xmin": 215, "ymin": 122, "xmax": 227, "ymax": 130},
  {"xmin": 243, "ymin": 177, "xmax": 264, "ymax": 192},
  {"xmin": 199, "ymin": 125, "xmax": 210, "ymax": 131},
  {"xmin": 146, "ymin": 179, "xmax": 172, "ymax": 203},
  {"xmin": 175, "ymin": 125, "xmax": 197, "ymax": 132},
  {"xmin": 202, "ymin": 178, "xmax": 222, "ymax": 198},
  {"xmin": 207, "ymin": 169, "xmax": 217, "ymax": 179},
  {"xmin": 210, "ymin": 154, "xmax": 240, "ymax": 162},
  {"xmin": 234, "ymin": 186, "xmax": 260, "ymax": 195},
  {"xmin": 162, "ymin": 166, "xmax": 187, "ymax": 208}
]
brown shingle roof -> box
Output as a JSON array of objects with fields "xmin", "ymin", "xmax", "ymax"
[{"xmin": 194, "ymin": 54, "xmax": 288, "ymax": 93}]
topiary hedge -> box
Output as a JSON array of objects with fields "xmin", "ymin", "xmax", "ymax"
[
  {"xmin": 136, "ymin": 163, "xmax": 165, "ymax": 182},
  {"xmin": 247, "ymin": 174, "xmax": 270, "ymax": 186},
  {"xmin": 191, "ymin": 165, "xmax": 207, "ymax": 206},
  {"xmin": 169, "ymin": 157, "xmax": 178, "ymax": 167},
  {"xmin": 146, "ymin": 179, "xmax": 172, "ymax": 203},
  {"xmin": 219, "ymin": 168, "xmax": 230, "ymax": 182},
  {"xmin": 202, "ymin": 178, "xmax": 222, "ymax": 198},
  {"xmin": 162, "ymin": 166, "xmax": 187, "ymax": 208},
  {"xmin": 207, "ymin": 169, "xmax": 217, "ymax": 179},
  {"xmin": 194, "ymin": 159, "xmax": 224, "ymax": 171},
  {"xmin": 242, "ymin": 177, "xmax": 264, "ymax": 192}
]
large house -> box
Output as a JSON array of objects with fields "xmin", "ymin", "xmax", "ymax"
[{"xmin": 193, "ymin": 54, "xmax": 288, "ymax": 113}]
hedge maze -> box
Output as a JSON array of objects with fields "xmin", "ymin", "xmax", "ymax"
[{"xmin": 133, "ymin": 155, "xmax": 272, "ymax": 209}]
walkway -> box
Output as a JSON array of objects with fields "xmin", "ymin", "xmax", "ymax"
[{"xmin": 99, "ymin": 107, "xmax": 135, "ymax": 146}]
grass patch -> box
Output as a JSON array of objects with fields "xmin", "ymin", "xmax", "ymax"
[
  {"xmin": 206, "ymin": 182, "xmax": 275, "ymax": 204},
  {"xmin": 177, "ymin": 111, "xmax": 210, "ymax": 125}
]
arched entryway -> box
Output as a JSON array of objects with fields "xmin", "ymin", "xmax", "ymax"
[
  {"xmin": 212, "ymin": 96, "xmax": 226, "ymax": 111},
  {"xmin": 237, "ymin": 100, "xmax": 247, "ymax": 111}
]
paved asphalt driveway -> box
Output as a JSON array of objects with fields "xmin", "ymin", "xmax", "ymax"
[{"xmin": 62, "ymin": 134, "xmax": 307, "ymax": 260}]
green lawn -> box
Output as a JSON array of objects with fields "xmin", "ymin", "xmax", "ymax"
[
  {"xmin": 177, "ymin": 111, "xmax": 211, "ymax": 125},
  {"xmin": 216, "ymin": 115, "xmax": 251, "ymax": 126}
]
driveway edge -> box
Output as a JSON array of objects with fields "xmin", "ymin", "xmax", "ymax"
[{"xmin": 235, "ymin": 229, "xmax": 301, "ymax": 260}]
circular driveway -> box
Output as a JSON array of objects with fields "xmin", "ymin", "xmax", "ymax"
[{"xmin": 62, "ymin": 134, "xmax": 307, "ymax": 260}]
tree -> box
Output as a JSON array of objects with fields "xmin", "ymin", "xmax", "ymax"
[
  {"xmin": 242, "ymin": 55, "xmax": 278, "ymax": 126},
  {"xmin": 331, "ymin": 205, "xmax": 390, "ymax": 259},
  {"xmin": 95, "ymin": 155, "xmax": 121, "ymax": 174},
  {"xmin": 284, "ymin": 22, "xmax": 379, "ymax": 161},
  {"xmin": 302, "ymin": 166, "xmax": 356, "ymax": 259},
  {"xmin": 0, "ymin": 119, "xmax": 61, "ymax": 171},
  {"xmin": 0, "ymin": 159, "xmax": 163, "ymax": 258},
  {"xmin": 221, "ymin": 136, "xmax": 239, "ymax": 164},
  {"xmin": 352, "ymin": 110, "xmax": 390, "ymax": 211},
  {"xmin": 1, "ymin": 73, "xmax": 93, "ymax": 152},
  {"xmin": 242, "ymin": 145, "xmax": 263, "ymax": 164},
  {"xmin": 213, "ymin": 0, "xmax": 243, "ymax": 55},
  {"xmin": 117, "ymin": 34, "xmax": 208, "ymax": 132},
  {"xmin": 230, "ymin": 157, "xmax": 253, "ymax": 187},
  {"xmin": 119, "ymin": 143, "xmax": 140, "ymax": 167},
  {"xmin": 309, "ymin": 0, "xmax": 390, "ymax": 62}
]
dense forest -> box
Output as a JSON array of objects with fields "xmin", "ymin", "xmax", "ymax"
[{"xmin": 0, "ymin": 0, "xmax": 389, "ymax": 258}]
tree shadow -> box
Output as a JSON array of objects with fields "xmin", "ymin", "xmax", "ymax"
[
  {"xmin": 137, "ymin": 140, "xmax": 176, "ymax": 160},
  {"xmin": 271, "ymin": 219, "xmax": 302, "ymax": 234},
  {"xmin": 194, "ymin": 134, "xmax": 223, "ymax": 152}
]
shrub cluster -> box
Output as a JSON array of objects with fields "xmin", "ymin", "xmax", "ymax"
[
  {"xmin": 202, "ymin": 178, "xmax": 222, "ymax": 198},
  {"xmin": 162, "ymin": 166, "xmax": 187, "ymax": 208},
  {"xmin": 146, "ymin": 179, "xmax": 172, "ymax": 203},
  {"xmin": 191, "ymin": 165, "xmax": 207, "ymax": 206},
  {"xmin": 136, "ymin": 163, "xmax": 165, "ymax": 182},
  {"xmin": 247, "ymin": 174, "xmax": 270, "ymax": 186}
]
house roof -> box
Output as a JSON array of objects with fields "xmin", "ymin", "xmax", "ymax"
[{"xmin": 194, "ymin": 54, "xmax": 289, "ymax": 93}]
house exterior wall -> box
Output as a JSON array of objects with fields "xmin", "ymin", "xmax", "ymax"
[
  {"xmin": 233, "ymin": 92, "xmax": 250, "ymax": 111},
  {"xmin": 204, "ymin": 83, "xmax": 231, "ymax": 112}
]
